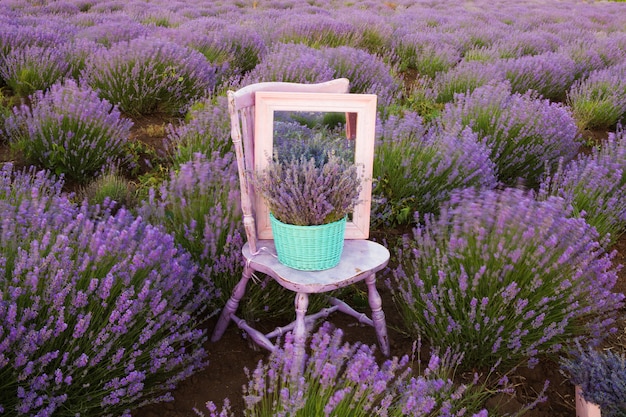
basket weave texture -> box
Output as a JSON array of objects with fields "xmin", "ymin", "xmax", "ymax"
[{"xmin": 270, "ymin": 213, "xmax": 346, "ymax": 271}]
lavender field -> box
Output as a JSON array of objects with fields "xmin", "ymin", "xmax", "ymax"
[{"xmin": 2, "ymin": 0, "xmax": 626, "ymax": 416}]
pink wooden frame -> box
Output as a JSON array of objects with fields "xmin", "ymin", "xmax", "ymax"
[
  {"xmin": 575, "ymin": 385, "xmax": 601, "ymax": 417},
  {"xmin": 254, "ymin": 91, "xmax": 377, "ymax": 239}
]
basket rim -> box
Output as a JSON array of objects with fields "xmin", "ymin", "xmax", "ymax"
[{"xmin": 269, "ymin": 212, "xmax": 347, "ymax": 229}]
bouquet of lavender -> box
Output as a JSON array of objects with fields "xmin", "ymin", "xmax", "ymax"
[
  {"xmin": 254, "ymin": 142, "xmax": 361, "ymax": 226},
  {"xmin": 561, "ymin": 345, "xmax": 626, "ymax": 417}
]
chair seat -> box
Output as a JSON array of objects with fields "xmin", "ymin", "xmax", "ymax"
[{"xmin": 243, "ymin": 240, "xmax": 390, "ymax": 293}]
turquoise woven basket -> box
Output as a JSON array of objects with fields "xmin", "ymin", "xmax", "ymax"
[{"xmin": 270, "ymin": 213, "xmax": 346, "ymax": 271}]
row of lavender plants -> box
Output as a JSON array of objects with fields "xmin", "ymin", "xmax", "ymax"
[{"xmin": 1, "ymin": 0, "xmax": 626, "ymax": 415}]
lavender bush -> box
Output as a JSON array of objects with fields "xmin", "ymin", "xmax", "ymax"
[
  {"xmin": 322, "ymin": 46, "xmax": 400, "ymax": 106},
  {"xmin": 166, "ymin": 96, "xmax": 233, "ymax": 168},
  {"xmin": 64, "ymin": 38, "xmax": 105, "ymax": 81},
  {"xmin": 493, "ymin": 30, "xmax": 562, "ymax": 59},
  {"xmin": 241, "ymin": 42, "xmax": 334, "ymax": 85},
  {"xmin": 538, "ymin": 127, "xmax": 626, "ymax": 244},
  {"xmin": 0, "ymin": 163, "xmax": 211, "ymax": 416},
  {"xmin": 75, "ymin": 17, "xmax": 153, "ymax": 47},
  {"xmin": 276, "ymin": 15, "xmax": 358, "ymax": 48},
  {"xmin": 198, "ymin": 322, "xmax": 489, "ymax": 417},
  {"xmin": 438, "ymin": 82, "xmax": 580, "ymax": 187},
  {"xmin": 0, "ymin": 23, "xmax": 66, "ymax": 64},
  {"xmin": 393, "ymin": 33, "xmax": 461, "ymax": 79},
  {"xmin": 431, "ymin": 60, "xmax": 505, "ymax": 104},
  {"xmin": 4, "ymin": 80, "xmax": 132, "ymax": 182},
  {"xmin": 81, "ymin": 36, "xmax": 220, "ymax": 116},
  {"xmin": 561, "ymin": 345, "xmax": 626, "ymax": 417},
  {"xmin": 372, "ymin": 112, "xmax": 497, "ymax": 226},
  {"xmin": 501, "ymin": 52, "xmax": 578, "ymax": 101},
  {"xmin": 566, "ymin": 63, "xmax": 626, "ymax": 130},
  {"xmin": 559, "ymin": 37, "xmax": 625, "ymax": 81},
  {"xmin": 0, "ymin": 45, "xmax": 72, "ymax": 97},
  {"xmin": 390, "ymin": 187, "xmax": 624, "ymax": 371},
  {"xmin": 139, "ymin": 152, "xmax": 244, "ymax": 304},
  {"xmin": 181, "ymin": 23, "xmax": 266, "ymax": 81}
]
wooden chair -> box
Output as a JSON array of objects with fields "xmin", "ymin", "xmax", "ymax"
[{"xmin": 210, "ymin": 78, "xmax": 390, "ymax": 375}]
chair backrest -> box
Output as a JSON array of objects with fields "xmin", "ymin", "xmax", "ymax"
[{"xmin": 227, "ymin": 78, "xmax": 351, "ymax": 253}]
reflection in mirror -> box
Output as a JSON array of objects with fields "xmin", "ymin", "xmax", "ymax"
[{"xmin": 272, "ymin": 111, "xmax": 355, "ymax": 166}]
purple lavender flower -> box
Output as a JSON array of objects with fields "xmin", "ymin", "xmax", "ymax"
[
  {"xmin": 321, "ymin": 46, "xmax": 400, "ymax": 106},
  {"xmin": 501, "ymin": 52, "xmax": 578, "ymax": 101},
  {"xmin": 373, "ymin": 111, "xmax": 497, "ymax": 226},
  {"xmin": 240, "ymin": 42, "xmax": 335, "ymax": 85},
  {"xmin": 439, "ymin": 81, "xmax": 581, "ymax": 187},
  {"xmin": 538, "ymin": 126, "xmax": 626, "ymax": 244},
  {"xmin": 391, "ymin": 187, "xmax": 624, "ymax": 371},
  {"xmin": 203, "ymin": 322, "xmax": 489, "ymax": 416},
  {"xmin": 4, "ymin": 79, "xmax": 132, "ymax": 182}
]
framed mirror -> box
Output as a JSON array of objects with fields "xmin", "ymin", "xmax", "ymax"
[{"xmin": 254, "ymin": 91, "xmax": 377, "ymax": 239}]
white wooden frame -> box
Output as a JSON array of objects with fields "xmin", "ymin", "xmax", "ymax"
[{"xmin": 254, "ymin": 91, "xmax": 377, "ymax": 239}]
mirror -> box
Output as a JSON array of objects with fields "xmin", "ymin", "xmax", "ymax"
[{"xmin": 254, "ymin": 91, "xmax": 377, "ymax": 239}]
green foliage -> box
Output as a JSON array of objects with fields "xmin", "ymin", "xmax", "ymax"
[
  {"xmin": 567, "ymin": 80, "xmax": 626, "ymax": 130},
  {"xmin": 354, "ymin": 27, "xmax": 392, "ymax": 56},
  {"xmin": 372, "ymin": 116, "xmax": 496, "ymax": 227},
  {"xmin": 80, "ymin": 170, "xmax": 137, "ymax": 210},
  {"xmin": 1, "ymin": 47, "xmax": 71, "ymax": 97},
  {"xmin": 0, "ymin": 89, "xmax": 14, "ymax": 143},
  {"xmin": 399, "ymin": 86, "xmax": 444, "ymax": 123},
  {"xmin": 167, "ymin": 96, "xmax": 233, "ymax": 168},
  {"xmin": 395, "ymin": 42, "xmax": 458, "ymax": 79}
]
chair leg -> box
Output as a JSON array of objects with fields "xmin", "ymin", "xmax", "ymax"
[
  {"xmin": 211, "ymin": 267, "xmax": 253, "ymax": 342},
  {"xmin": 291, "ymin": 292, "xmax": 309, "ymax": 378},
  {"xmin": 365, "ymin": 274, "xmax": 390, "ymax": 356}
]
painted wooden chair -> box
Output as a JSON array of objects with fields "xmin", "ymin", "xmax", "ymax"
[{"xmin": 210, "ymin": 78, "xmax": 390, "ymax": 375}]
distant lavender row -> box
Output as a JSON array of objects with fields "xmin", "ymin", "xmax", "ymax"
[{"xmin": 1, "ymin": 0, "xmax": 625, "ymax": 114}]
